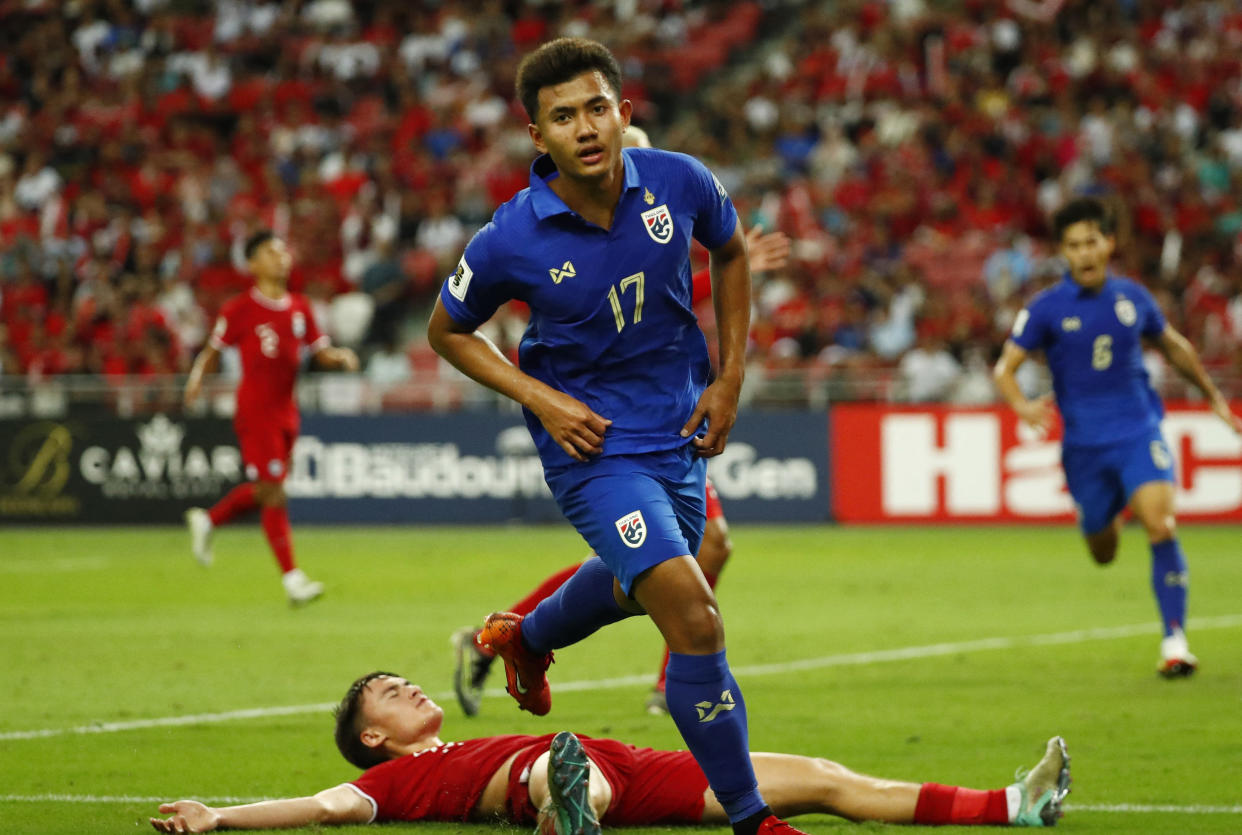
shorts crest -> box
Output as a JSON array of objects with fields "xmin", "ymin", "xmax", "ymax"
[{"xmin": 615, "ymin": 509, "xmax": 647, "ymax": 548}]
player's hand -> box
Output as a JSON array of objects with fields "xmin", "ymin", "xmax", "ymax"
[
  {"xmin": 150, "ymin": 801, "xmax": 221, "ymax": 833},
  {"xmin": 1210, "ymin": 395, "xmax": 1242, "ymax": 435},
  {"xmin": 681, "ymin": 377, "xmax": 741, "ymax": 458},
  {"xmin": 745, "ymin": 224, "xmax": 791, "ymax": 274},
  {"xmin": 530, "ymin": 388, "xmax": 612, "ymax": 462},
  {"xmin": 1014, "ymin": 393, "xmax": 1055, "ymax": 436},
  {"xmin": 337, "ymin": 347, "xmax": 360, "ymax": 372}
]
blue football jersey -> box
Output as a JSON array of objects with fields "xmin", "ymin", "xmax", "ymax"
[
  {"xmin": 1010, "ymin": 272, "xmax": 1166, "ymax": 447},
  {"xmin": 440, "ymin": 147, "xmax": 739, "ymax": 468}
]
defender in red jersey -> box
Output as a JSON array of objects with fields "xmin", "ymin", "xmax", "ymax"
[
  {"xmin": 150, "ymin": 672, "xmax": 1071, "ymax": 832},
  {"xmin": 183, "ymin": 230, "xmax": 358, "ymax": 606}
]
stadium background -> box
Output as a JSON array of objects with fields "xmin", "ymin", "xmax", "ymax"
[
  {"xmin": 2, "ymin": 0, "xmax": 1242, "ymax": 523},
  {"xmin": 2, "ymin": 1, "xmax": 1242, "ymax": 833}
]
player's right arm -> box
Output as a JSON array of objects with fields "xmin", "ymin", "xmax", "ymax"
[
  {"xmin": 994, "ymin": 339, "xmax": 1054, "ymax": 434},
  {"xmin": 427, "ymin": 298, "xmax": 611, "ymax": 462},
  {"xmin": 184, "ymin": 342, "xmax": 221, "ymax": 408},
  {"xmin": 150, "ymin": 785, "xmax": 372, "ymax": 832}
]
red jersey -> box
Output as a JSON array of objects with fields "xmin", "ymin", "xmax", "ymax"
[
  {"xmin": 348, "ymin": 734, "xmax": 707, "ymax": 825},
  {"xmin": 209, "ymin": 287, "xmax": 328, "ymax": 427}
]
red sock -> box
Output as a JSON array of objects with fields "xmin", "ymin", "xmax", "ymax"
[
  {"xmin": 209, "ymin": 482, "xmax": 257, "ymax": 526},
  {"xmin": 654, "ymin": 570, "xmax": 719, "ymax": 692},
  {"xmin": 260, "ymin": 505, "xmax": 296, "ymax": 574},
  {"xmin": 914, "ymin": 783, "xmax": 1009, "ymax": 825},
  {"xmin": 510, "ymin": 564, "xmax": 581, "ymax": 616}
]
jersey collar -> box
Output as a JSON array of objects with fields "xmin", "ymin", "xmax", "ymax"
[
  {"xmin": 1061, "ymin": 270, "xmax": 1112, "ymax": 297},
  {"xmin": 250, "ymin": 286, "xmax": 292, "ymax": 310},
  {"xmin": 527, "ymin": 151, "xmax": 642, "ymax": 220}
]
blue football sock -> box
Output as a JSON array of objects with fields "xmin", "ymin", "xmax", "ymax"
[
  {"xmin": 521, "ymin": 557, "xmax": 632, "ymax": 653},
  {"xmin": 1150, "ymin": 538, "xmax": 1188, "ymax": 637},
  {"xmin": 665, "ymin": 650, "xmax": 765, "ymax": 823}
]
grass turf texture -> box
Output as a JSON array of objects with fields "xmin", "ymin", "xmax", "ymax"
[{"xmin": 2, "ymin": 524, "xmax": 1240, "ymax": 834}]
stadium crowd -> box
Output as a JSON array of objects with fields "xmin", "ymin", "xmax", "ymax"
[{"xmin": 0, "ymin": 0, "xmax": 1240, "ymax": 405}]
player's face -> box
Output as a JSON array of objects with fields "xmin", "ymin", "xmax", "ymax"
[
  {"xmin": 529, "ymin": 70, "xmax": 632, "ymax": 182},
  {"xmin": 249, "ymin": 237, "xmax": 293, "ymax": 284},
  {"xmin": 361, "ymin": 675, "xmax": 443, "ymax": 748},
  {"xmin": 1059, "ymin": 220, "xmax": 1114, "ymax": 290}
]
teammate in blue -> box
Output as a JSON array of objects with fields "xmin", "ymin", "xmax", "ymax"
[
  {"xmin": 994, "ymin": 196, "xmax": 1242, "ymax": 678},
  {"xmin": 427, "ymin": 37, "xmax": 803, "ymax": 835}
]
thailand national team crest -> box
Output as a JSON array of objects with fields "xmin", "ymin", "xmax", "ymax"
[
  {"xmin": 1114, "ymin": 297, "xmax": 1137, "ymax": 326},
  {"xmin": 640, "ymin": 204, "xmax": 674, "ymax": 244},
  {"xmin": 615, "ymin": 510, "xmax": 647, "ymax": 548}
]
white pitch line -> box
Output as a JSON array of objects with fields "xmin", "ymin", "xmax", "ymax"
[
  {"xmin": 3, "ymin": 614, "xmax": 1240, "ymax": 742},
  {"xmin": 1, "ymin": 796, "xmax": 1239, "ymax": 815}
]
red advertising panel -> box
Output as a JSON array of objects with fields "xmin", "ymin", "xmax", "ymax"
[{"xmin": 831, "ymin": 403, "xmax": 1242, "ymax": 522}]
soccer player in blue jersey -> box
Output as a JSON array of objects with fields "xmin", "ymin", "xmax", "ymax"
[
  {"xmin": 994, "ymin": 196, "xmax": 1242, "ymax": 678},
  {"xmin": 427, "ymin": 37, "xmax": 801, "ymax": 835}
]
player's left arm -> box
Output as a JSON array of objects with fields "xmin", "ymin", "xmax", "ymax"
[
  {"xmin": 682, "ymin": 220, "xmax": 749, "ymax": 457},
  {"xmin": 1151, "ymin": 324, "xmax": 1242, "ymax": 434},
  {"xmin": 311, "ymin": 346, "xmax": 360, "ymax": 372}
]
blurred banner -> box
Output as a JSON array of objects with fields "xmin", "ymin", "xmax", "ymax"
[
  {"xmin": 288, "ymin": 410, "xmax": 831, "ymax": 523},
  {"xmin": 831, "ymin": 403, "xmax": 1242, "ymax": 522},
  {"xmin": 0, "ymin": 415, "xmax": 241, "ymax": 524}
]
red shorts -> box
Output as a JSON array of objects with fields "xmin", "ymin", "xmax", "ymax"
[
  {"xmin": 705, "ymin": 477, "xmax": 723, "ymax": 521},
  {"xmin": 505, "ymin": 737, "xmax": 708, "ymax": 826},
  {"xmin": 235, "ymin": 422, "xmax": 296, "ymax": 483}
]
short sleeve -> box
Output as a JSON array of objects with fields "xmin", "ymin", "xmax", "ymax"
[
  {"xmin": 682, "ymin": 154, "xmax": 739, "ymax": 251},
  {"xmin": 1134, "ymin": 283, "xmax": 1167, "ymax": 337},
  {"xmin": 1009, "ymin": 296, "xmax": 1050, "ymax": 352},
  {"xmin": 438, "ymin": 223, "xmax": 511, "ymax": 330},
  {"xmin": 208, "ymin": 299, "xmax": 244, "ymax": 350}
]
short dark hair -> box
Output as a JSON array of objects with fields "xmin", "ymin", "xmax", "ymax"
[
  {"xmin": 244, "ymin": 229, "xmax": 275, "ymax": 261},
  {"xmin": 515, "ymin": 37, "xmax": 622, "ymax": 123},
  {"xmin": 1052, "ymin": 197, "xmax": 1114, "ymax": 241},
  {"xmin": 334, "ymin": 671, "xmax": 399, "ymax": 770}
]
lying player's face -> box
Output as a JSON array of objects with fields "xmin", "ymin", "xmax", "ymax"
[
  {"xmin": 361, "ymin": 675, "xmax": 443, "ymax": 747},
  {"xmin": 529, "ymin": 71, "xmax": 632, "ymax": 181},
  {"xmin": 1059, "ymin": 220, "xmax": 1114, "ymax": 290},
  {"xmin": 249, "ymin": 237, "xmax": 293, "ymax": 283}
]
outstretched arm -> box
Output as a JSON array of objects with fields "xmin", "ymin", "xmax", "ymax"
[
  {"xmin": 427, "ymin": 298, "xmax": 612, "ymax": 461},
  {"xmin": 1152, "ymin": 324, "xmax": 1242, "ymax": 434},
  {"xmin": 150, "ymin": 785, "xmax": 372, "ymax": 832},
  {"xmin": 312, "ymin": 346, "xmax": 360, "ymax": 372}
]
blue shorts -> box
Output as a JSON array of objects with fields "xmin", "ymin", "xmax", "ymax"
[
  {"xmin": 1062, "ymin": 429, "xmax": 1175, "ymax": 535},
  {"xmin": 545, "ymin": 446, "xmax": 706, "ymax": 596}
]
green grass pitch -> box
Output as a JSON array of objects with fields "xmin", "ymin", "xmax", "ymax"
[{"xmin": 2, "ymin": 524, "xmax": 1240, "ymax": 834}]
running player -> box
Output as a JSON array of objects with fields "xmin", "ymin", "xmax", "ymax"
[
  {"xmin": 183, "ymin": 230, "xmax": 359, "ymax": 606},
  {"xmin": 427, "ymin": 37, "xmax": 793, "ymax": 835},
  {"xmin": 994, "ymin": 196, "xmax": 1242, "ymax": 676},
  {"xmin": 451, "ymin": 123, "xmax": 789, "ymax": 718},
  {"xmin": 149, "ymin": 671, "xmax": 1072, "ymax": 832}
]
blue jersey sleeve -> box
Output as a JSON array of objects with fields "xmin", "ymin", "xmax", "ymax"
[
  {"xmin": 1009, "ymin": 293, "xmax": 1052, "ymax": 352},
  {"xmin": 1133, "ymin": 282, "xmax": 1167, "ymax": 338},
  {"xmin": 679, "ymin": 153, "xmax": 739, "ymax": 250},
  {"xmin": 438, "ymin": 223, "xmax": 511, "ymax": 330}
]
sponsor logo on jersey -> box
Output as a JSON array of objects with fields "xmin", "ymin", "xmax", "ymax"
[
  {"xmin": 695, "ymin": 689, "xmax": 736, "ymax": 722},
  {"xmin": 292, "ymin": 311, "xmax": 306, "ymax": 339},
  {"xmin": 1114, "ymin": 297, "xmax": 1137, "ymax": 326},
  {"xmin": 711, "ymin": 172, "xmax": 728, "ymax": 204},
  {"xmin": 1061, "ymin": 316, "xmax": 1081, "ymax": 331},
  {"xmin": 449, "ymin": 257, "xmax": 473, "ymax": 301},
  {"xmin": 640, "ymin": 204, "xmax": 673, "ymax": 244},
  {"xmin": 643, "ymin": 187, "xmax": 655, "ymax": 206},
  {"xmin": 548, "ymin": 260, "xmax": 576, "ymax": 284},
  {"xmin": 615, "ymin": 509, "xmax": 647, "ymax": 548}
]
